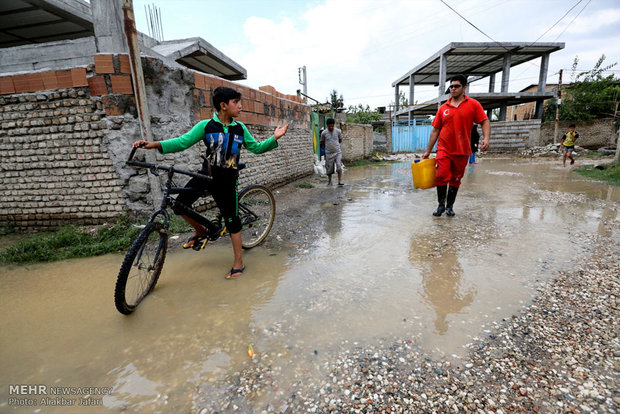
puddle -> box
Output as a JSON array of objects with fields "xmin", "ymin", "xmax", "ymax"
[{"xmin": 1, "ymin": 158, "xmax": 617, "ymax": 412}]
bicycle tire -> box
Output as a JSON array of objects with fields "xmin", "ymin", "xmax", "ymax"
[
  {"xmin": 114, "ymin": 222, "xmax": 168, "ymax": 314},
  {"xmin": 238, "ymin": 184, "xmax": 276, "ymax": 249}
]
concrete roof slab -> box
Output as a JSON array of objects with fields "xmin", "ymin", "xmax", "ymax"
[{"xmin": 392, "ymin": 42, "xmax": 564, "ymax": 86}]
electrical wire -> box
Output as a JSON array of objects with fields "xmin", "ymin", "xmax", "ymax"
[
  {"xmin": 528, "ymin": 0, "xmax": 583, "ymax": 45},
  {"xmin": 553, "ymin": 0, "xmax": 592, "ymax": 41},
  {"xmin": 439, "ymin": 0, "xmax": 505, "ymax": 47}
]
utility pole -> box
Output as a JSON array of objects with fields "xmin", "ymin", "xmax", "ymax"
[
  {"xmin": 614, "ymin": 101, "xmax": 620, "ymax": 163},
  {"xmin": 122, "ymin": 0, "xmax": 161, "ymax": 204},
  {"xmin": 553, "ymin": 69, "xmax": 563, "ymax": 145},
  {"xmin": 298, "ymin": 66, "xmax": 307, "ymax": 97}
]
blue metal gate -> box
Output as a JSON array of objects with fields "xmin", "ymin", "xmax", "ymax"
[{"xmin": 391, "ymin": 120, "xmax": 434, "ymax": 153}]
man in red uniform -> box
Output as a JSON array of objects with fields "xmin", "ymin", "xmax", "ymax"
[{"xmin": 422, "ymin": 74, "xmax": 491, "ymax": 217}]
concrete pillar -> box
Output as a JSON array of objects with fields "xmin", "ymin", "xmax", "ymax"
[
  {"xmin": 394, "ymin": 84, "xmax": 399, "ymax": 113},
  {"xmin": 488, "ymin": 73, "xmax": 496, "ymax": 93},
  {"xmin": 91, "ymin": 0, "xmax": 128, "ymax": 53},
  {"xmin": 501, "ymin": 54, "xmax": 511, "ymax": 92},
  {"xmin": 499, "ymin": 54, "xmax": 511, "ymax": 121},
  {"xmin": 487, "ymin": 73, "xmax": 496, "ymax": 119},
  {"xmin": 537, "ymin": 54, "xmax": 549, "ymax": 92},
  {"xmin": 534, "ymin": 53, "xmax": 550, "ymax": 119},
  {"xmin": 438, "ymin": 54, "xmax": 447, "ymax": 109},
  {"xmin": 408, "ymin": 74, "xmax": 414, "ymax": 122}
]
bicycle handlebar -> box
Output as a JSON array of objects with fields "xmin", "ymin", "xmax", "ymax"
[{"xmin": 127, "ymin": 145, "xmax": 212, "ymax": 181}]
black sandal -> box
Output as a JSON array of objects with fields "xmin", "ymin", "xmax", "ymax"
[{"xmin": 225, "ymin": 267, "xmax": 245, "ymax": 279}]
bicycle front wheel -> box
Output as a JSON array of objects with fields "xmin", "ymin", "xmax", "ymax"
[
  {"xmin": 114, "ymin": 222, "xmax": 168, "ymax": 314},
  {"xmin": 238, "ymin": 184, "xmax": 275, "ymax": 249}
]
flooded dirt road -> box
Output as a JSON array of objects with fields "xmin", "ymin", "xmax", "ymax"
[{"xmin": 1, "ymin": 157, "xmax": 618, "ymax": 412}]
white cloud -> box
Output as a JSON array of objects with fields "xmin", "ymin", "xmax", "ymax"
[{"xmin": 230, "ymin": 0, "xmax": 620, "ymax": 108}]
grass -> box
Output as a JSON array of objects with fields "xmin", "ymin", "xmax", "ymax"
[
  {"xmin": 0, "ymin": 214, "xmax": 194, "ymax": 265},
  {"xmin": 298, "ymin": 183, "xmax": 314, "ymax": 189},
  {"xmin": 0, "ymin": 226, "xmax": 15, "ymax": 236},
  {"xmin": 574, "ymin": 161, "xmax": 620, "ymax": 185}
]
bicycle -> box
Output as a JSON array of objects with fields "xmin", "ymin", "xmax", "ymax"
[{"xmin": 114, "ymin": 146, "xmax": 276, "ymax": 315}]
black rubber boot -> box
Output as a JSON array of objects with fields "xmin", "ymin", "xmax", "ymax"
[
  {"xmin": 445, "ymin": 186, "xmax": 459, "ymax": 216},
  {"xmin": 432, "ymin": 185, "xmax": 447, "ymax": 216}
]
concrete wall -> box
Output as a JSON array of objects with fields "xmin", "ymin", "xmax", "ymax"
[
  {"xmin": 0, "ymin": 54, "xmax": 313, "ymax": 231},
  {"xmin": 539, "ymin": 119, "xmax": 616, "ymax": 149},
  {"xmin": 487, "ymin": 119, "xmax": 541, "ymax": 152},
  {"xmin": 340, "ymin": 123, "xmax": 373, "ymax": 162}
]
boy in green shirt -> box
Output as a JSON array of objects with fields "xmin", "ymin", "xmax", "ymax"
[{"xmin": 133, "ymin": 86, "xmax": 289, "ymax": 279}]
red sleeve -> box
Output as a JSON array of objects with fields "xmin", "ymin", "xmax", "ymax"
[
  {"xmin": 472, "ymin": 100, "xmax": 488, "ymax": 124},
  {"xmin": 431, "ymin": 107, "xmax": 443, "ymax": 128}
]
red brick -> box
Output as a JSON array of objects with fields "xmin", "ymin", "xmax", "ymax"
[
  {"xmin": 71, "ymin": 68, "xmax": 88, "ymax": 87},
  {"xmin": 203, "ymin": 75, "xmax": 213, "ymax": 90},
  {"xmin": 200, "ymin": 107, "xmax": 212, "ymax": 120},
  {"xmin": 0, "ymin": 77, "xmax": 16, "ymax": 94},
  {"xmin": 194, "ymin": 73, "xmax": 205, "ymax": 90},
  {"xmin": 56, "ymin": 70, "xmax": 73, "ymax": 89},
  {"xmin": 25, "ymin": 73, "xmax": 44, "ymax": 92},
  {"xmin": 88, "ymin": 75, "xmax": 108, "ymax": 96},
  {"xmin": 12, "ymin": 74, "xmax": 29, "ymax": 93},
  {"xmin": 118, "ymin": 54, "xmax": 131, "ymax": 74},
  {"xmin": 110, "ymin": 75, "xmax": 133, "ymax": 94},
  {"xmin": 41, "ymin": 71, "xmax": 58, "ymax": 90},
  {"xmin": 236, "ymin": 111, "xmax": 250, "ymax": 123},
  {"xmin": 94, "ymin": 54, "xmax": 114, "ymax": 74}
]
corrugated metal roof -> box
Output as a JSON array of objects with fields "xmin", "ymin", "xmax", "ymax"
[{"xmin": 393, "ymin": 42, "xmax": 565, "ymax": 86}]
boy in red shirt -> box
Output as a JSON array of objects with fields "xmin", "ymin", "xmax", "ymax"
[{"xmin": 422, "ymin": 74, "xmax": 490, "ymax": 217}]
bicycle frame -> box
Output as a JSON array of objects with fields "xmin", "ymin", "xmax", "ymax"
[{"xmin": 126, "ymin": 149, "xmax": 224, "ymax": 240}]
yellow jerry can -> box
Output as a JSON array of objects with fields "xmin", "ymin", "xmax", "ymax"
[{"xmin": 411, "ymin": 158, "xmax": 436, "ymax": 190}]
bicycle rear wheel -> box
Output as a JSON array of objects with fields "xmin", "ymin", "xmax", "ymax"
[
  {"xmin": 114, "ymin": 222, "xmax": 168, "ymax": 314},
  {"xmin": 238, "ymin": 184, "xmax": 275, "ymax": 249}
]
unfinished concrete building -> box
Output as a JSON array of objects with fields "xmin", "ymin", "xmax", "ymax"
[{"xmin": 390, "ymin": 42, "xmax": 565, "ymax": 153}]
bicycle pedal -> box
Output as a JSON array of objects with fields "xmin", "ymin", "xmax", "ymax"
[{"xmin": 192, "ymin": 238, "xmax": 208, "ymax": 251}]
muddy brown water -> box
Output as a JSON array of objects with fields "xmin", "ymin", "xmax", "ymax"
[{"xmin": 1, "ymin": 158, "xmax": 617, "ymax": 412}]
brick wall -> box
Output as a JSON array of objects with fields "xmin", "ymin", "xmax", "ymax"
[
  {"xmin": 539, "ymin": 119, "xmax": 616, "ymax": 149},
  {"xmin": 0, "ymin": 90, "xmax": 125, "ymax": 231},
  {"xmin": 340, "ymin": 123, "xmax": 373, "ymax": 162},
  {"xmin": 0, "ymin": 54, "xmax": 313, "ymax": 231},
  {"xmin": 385, "ymin": 121, "xmax": 393, "ymax": 153},
  {"xmin": 487, "ymin": 119, "xmax": 541, "ymax": 152}
]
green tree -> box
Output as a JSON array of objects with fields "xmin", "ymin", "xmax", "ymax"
[
  {"xmin": 346, "ymin": 104, "xmax": 382, "ymax": 124},
  {"xmin": 328, "ymin": 89, "xmax": 344, "ymax": 110},
  {"xmin": 544, "ymin": 55, "xmax": 619, "ymax": 122},
  {"xmin": 390, "ymin": 91, "xmax": 409, "ymax": 109}
]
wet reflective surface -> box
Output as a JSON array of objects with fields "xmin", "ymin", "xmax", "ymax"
[{"xmin": 1, "ymin": 158, "xmax": 617, "ymax": 412}]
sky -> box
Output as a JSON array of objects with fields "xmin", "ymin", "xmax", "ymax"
[{"xmin": 131, "ymin": 0, "xmax": 620, "ymax": 109}]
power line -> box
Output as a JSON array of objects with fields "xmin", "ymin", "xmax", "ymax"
[
  {"xmin": 554, "ymin": 0, "xmax": 592, "ymax": 41},
  {"xmin": 529, "ymin": 0, "xmax": 583, "ymax": 45},
  {"xmin": 439, "ymin": 0, "xmax": 503, "ymax": 46}
]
